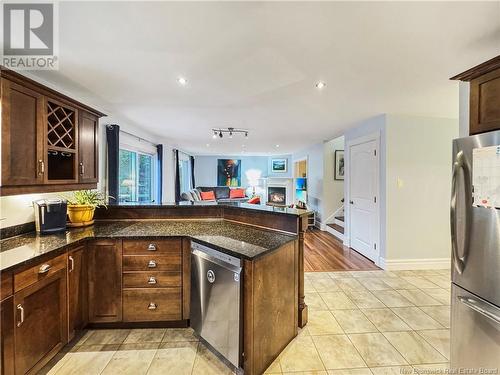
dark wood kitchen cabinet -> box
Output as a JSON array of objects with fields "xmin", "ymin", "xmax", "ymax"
[
  {"xmin": 1, "ymin": 296, "xmax": 15, "ymax": 375},
  {"xmin": 88, "ymin": 240, "xmax": 122, "ymax": 323},
  {"xmin": 0, "ymin": 78, "xmax": 45, "ymax": 187},
  {"xmin": 451, "ymin": 55, "xmax": 500, "ymax": 135},
  {"xmin": 0, "ymin": 68, "xmax": 105, "ymax": 196},
  {"xmin": 1, "ymin": 272, "xmax": 15, "ymax": 375},
  {"xmin": 13, "ymin": 267, "xmax": 67, "ymax": 375},
  {"xmin": 78, "ymin": 110, "xmax": 99, "ymax": 183},
  {"xmin": 67, "ymin": 245, "xmax": 87, "ymax": 341}
]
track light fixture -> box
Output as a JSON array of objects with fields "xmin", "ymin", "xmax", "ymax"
[{"xmin": 211, "ymin": 127, "xmax": 249, "ymax": 139}]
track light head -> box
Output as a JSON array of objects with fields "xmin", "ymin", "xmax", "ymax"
[{"xmin": 219, "ymin": 131, "xmax": 223, "ymax": 138}]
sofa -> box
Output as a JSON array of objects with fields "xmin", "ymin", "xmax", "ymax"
[{"xmin": 181, "ymin": 186, "xmax": 250, "ymax": 203}]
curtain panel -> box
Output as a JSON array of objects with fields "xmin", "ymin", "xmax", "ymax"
[{"xmin": 106, "ymin": 124, "xmax": 120, "ymax": 204}]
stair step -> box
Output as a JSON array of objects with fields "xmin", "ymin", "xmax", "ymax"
[{"xmin": 327, "ymin": 223, "xmax": 344, "ymax": 234}]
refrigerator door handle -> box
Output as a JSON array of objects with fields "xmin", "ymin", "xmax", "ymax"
[
  {"xmin": 458, "ymin": 296, "xmax": 500, "ymax": 325},
  {"xmin": 450, "ymin": 150, "xmax": 471, "ymax": 274}
]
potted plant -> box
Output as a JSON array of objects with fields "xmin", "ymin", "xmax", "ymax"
[{"xmin": 64, "ymin": 190, "xmax": 108, "ymax": 227}]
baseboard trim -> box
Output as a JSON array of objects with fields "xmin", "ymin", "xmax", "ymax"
[
  {"xmin": 381, "ymin": 257, "xmax": 451, "ymax": 270},
  {"xmin": 324, "ymin": 224, "xmax": 344, "ymax": 241}
]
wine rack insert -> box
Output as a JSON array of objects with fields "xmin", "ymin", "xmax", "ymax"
[{"xmin": 47, "ymin": 100, "xmax": 76, "ymax": 150}]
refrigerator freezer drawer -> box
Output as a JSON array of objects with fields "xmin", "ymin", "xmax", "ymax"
[{"xmin": 451, "ymin": 284, "xmax": 500, "ymax": 370}]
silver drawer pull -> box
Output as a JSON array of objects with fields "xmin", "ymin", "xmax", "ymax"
[
  {"xmin": 148, "ymin": 276, "xmax": 157, "ymax": 285},
  {"xmin": 147, "ymin": 243, "xmax": 157, "ymax": 251},
  {"xmin": 148, "ymin": 260, "xmax": 157, "ymax": 268},
  {"xmin": 39, "ymin": 264, "xmax": 51, "ymax": 274},
  {"xmin": 17, "ymin": 304, "xmax": 24, "ymax": 327},
  {"xmin": 148, "ymin": 302, "xmax": 157, "ymax": 310}
]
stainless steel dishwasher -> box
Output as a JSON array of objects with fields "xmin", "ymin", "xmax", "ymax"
[{"xmin": 190, "ymin": 241, "xmax": 242, "ymax": 368}]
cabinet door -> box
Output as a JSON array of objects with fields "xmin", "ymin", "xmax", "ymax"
[
  {"xmin": 1, "ymin": 79, "xmax": 45, "ymax": 186},
  {"xmin": 1, "ymin": 296, "xmax": 15, "ymax": 375},
  {"xmin": 88, "ymin": 240, "xmax": 122, "ymax": 323},
  {"xmin": 68, "ymin": 246, "xmax": 87, "ymax": 341},
  {"xmin": 78, "ymin": 110, "xmax": 99, "ymax": 183},
  {"xmin": 470, "ymin": 68, "xmax": 500, "ymax": 135},
  {"xmin": 14, "ymin": 268, "xmax": 67, "ymax": 375}
]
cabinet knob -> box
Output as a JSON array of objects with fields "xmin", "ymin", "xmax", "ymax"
[
  {"xmin": 148, "ymin": 260, "xmax": 157, "ymax": 268},
  {"xmin": 148, "ymin": 302, "xmax": 157, "ymax": 310},
  {"xmin": 39, "ymin": 264, "xmax": 51, "ymax": 274},
  {"xmin": 148, "ymin": 276, "xmax": 157, "ymax": 285},
  {"xmin": 147, "ymin": 243, "xmax": 157, "ymax": 251}
]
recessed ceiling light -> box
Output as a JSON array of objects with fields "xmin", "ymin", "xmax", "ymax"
[
  {"xmin": 177, "ymin": 77, "xmax": 188, "ymax": 86},
  {"xmin": 275, "ymin": 144, "xmax": 280, "ymax": 148},
  {"xmin": 315, "ymin": 81, "xmax": 326, "ymax": 89},
  {"xmin": 206, "ymin": 143, "xmax": 210, "ymax": 147}
]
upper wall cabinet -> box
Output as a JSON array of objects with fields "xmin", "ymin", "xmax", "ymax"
[
  {"xmin": 451, "ymin": 55, "xmax": 500, "ymax": 135},
  {"xmin": 0, "ymin": 68, "xmax": 105, "ymax": 196}
]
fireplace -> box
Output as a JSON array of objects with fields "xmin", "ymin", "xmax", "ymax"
[{"xmin": 268, "ymin": 186, "xmax": 286, "ymax": 205}]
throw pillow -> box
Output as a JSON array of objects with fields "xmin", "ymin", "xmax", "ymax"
[
  {"xmin": 230, "ymin": 188, "xmax": 246, "ymax": 199},
  {"xmin": 247, "ymin": 196, "xmax": 260, "ymax": 204},
  {"xmin": 200, "ymin": 191, "xmax": 216, "ymax": 201}
]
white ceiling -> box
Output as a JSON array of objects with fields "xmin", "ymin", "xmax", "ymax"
[{"xmin": 30, "ymin": 1, "xmax": 500, "ymax": 155}]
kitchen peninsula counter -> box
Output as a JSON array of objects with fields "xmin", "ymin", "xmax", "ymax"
[
  {"xmin": 1, "ymin": 203, "xmax": 309, "ymax": 375},
  {"xmin": 0, "ymin": 219, "xmax": 296, "ymax": 272}
]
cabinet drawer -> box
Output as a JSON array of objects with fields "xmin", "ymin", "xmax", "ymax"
[
  {"xmin": 123, "ymin": 255, "xmax": 181, "ymax": 272},
  {"xmin": 123, "ymin": 272, "xmax": 181, "ymax": 288},
  {"xmin": 123, "ymin": 239, "xmax": 182, "ymax": 255},
  {"xmin": 123, "ymin": 288, "xmax": 181, "ymax": 322},
  {"xmin": 14, "ymin": 254, "xmax": 66, "ymax": 292}
]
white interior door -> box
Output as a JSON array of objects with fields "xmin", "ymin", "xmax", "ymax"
[{"xmin": 349, "ymin": 139, "xmax": 378, "ymax": 261}]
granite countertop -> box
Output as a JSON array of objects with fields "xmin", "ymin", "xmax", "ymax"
[
  {"xmin": 111, "ymin": 201, "xmax": 311, "ymax": 217},
  {"xmin": 0, "ymin": 220, "xmax": 296, "ymax": 272}
]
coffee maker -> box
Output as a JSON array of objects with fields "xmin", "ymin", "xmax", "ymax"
[{"xmin": 33, "ymin": 199, "xmax": 67, "ymax": 234}]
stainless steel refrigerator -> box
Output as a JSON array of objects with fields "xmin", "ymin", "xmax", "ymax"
[{"xmin": 451, "ymin": 130, "xmax": 500, "ymax": 369}]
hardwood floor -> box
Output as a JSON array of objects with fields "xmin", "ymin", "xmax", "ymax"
[{"xmin": 304, "ymin": 229, "xmax": 379, "ymax": 272}]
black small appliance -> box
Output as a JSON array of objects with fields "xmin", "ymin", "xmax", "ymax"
[{"xmin": 34, "ymin": 199, "xmax": 67, "ymax": 234}]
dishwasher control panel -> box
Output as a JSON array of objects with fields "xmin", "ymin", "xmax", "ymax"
[{"xmin": 191, "ymin": 241, "xmax": 241, "ymax": 268}]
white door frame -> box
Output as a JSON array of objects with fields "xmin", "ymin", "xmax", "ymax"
[{"xmin": 344, "ymin": 131, "xmax": 381, "ymax": 266}]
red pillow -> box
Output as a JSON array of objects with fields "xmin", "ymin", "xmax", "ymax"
[
  {"xmin": 247, "ymin": 196, "xmax": 260, "ymax": 204},
  {"xmin": 230, "ymin": 188, "xmax": 246, "ymax": 199},
  {"xmin": 200, "ymin": 191, "xmax": 216, "ymax": 200}
]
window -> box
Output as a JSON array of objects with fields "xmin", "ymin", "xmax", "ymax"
[{"xmin": 119, "ymin": 148, "xmax": 156, "ymax": 202}]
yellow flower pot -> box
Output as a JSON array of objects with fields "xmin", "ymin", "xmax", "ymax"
[{"xmin": 67, "ymin": 204, "xmax": 95, "ymax": 225}]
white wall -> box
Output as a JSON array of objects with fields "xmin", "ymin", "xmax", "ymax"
[
  {"xmin": 292, "ymin": 143, "xmax": 324, "ymax": 225},
  {"xmin": 384, "ymin": 114, "xmax": 458, "ymax": 267},
  {"xmin": 194, "ymin": 154, "xmax": 292, "ymax": 188},
  {"xmin": 323, "ymin": 136, "xmax": 345, "ymax": 223},
  {"xmin": 342, "ymin": 114, "xmax": 458, "ymax": 269}
]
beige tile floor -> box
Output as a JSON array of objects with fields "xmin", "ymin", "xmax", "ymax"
[{"xmin": 42, "ymin": 269, "xmax": 451, "ymax": 375}]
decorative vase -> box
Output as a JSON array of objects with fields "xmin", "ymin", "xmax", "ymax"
[{"xmin": 67, "ymin": 204, "xmax": 95, "ymax": 226}]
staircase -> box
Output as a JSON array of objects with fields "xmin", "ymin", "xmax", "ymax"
[
  {"xmin": 326, "ymin": 215, "xmax": 345, "ymax": 240},
  {"xmin": 324, "ymin": 201, "xmax": 345, "ymax": 241}
]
